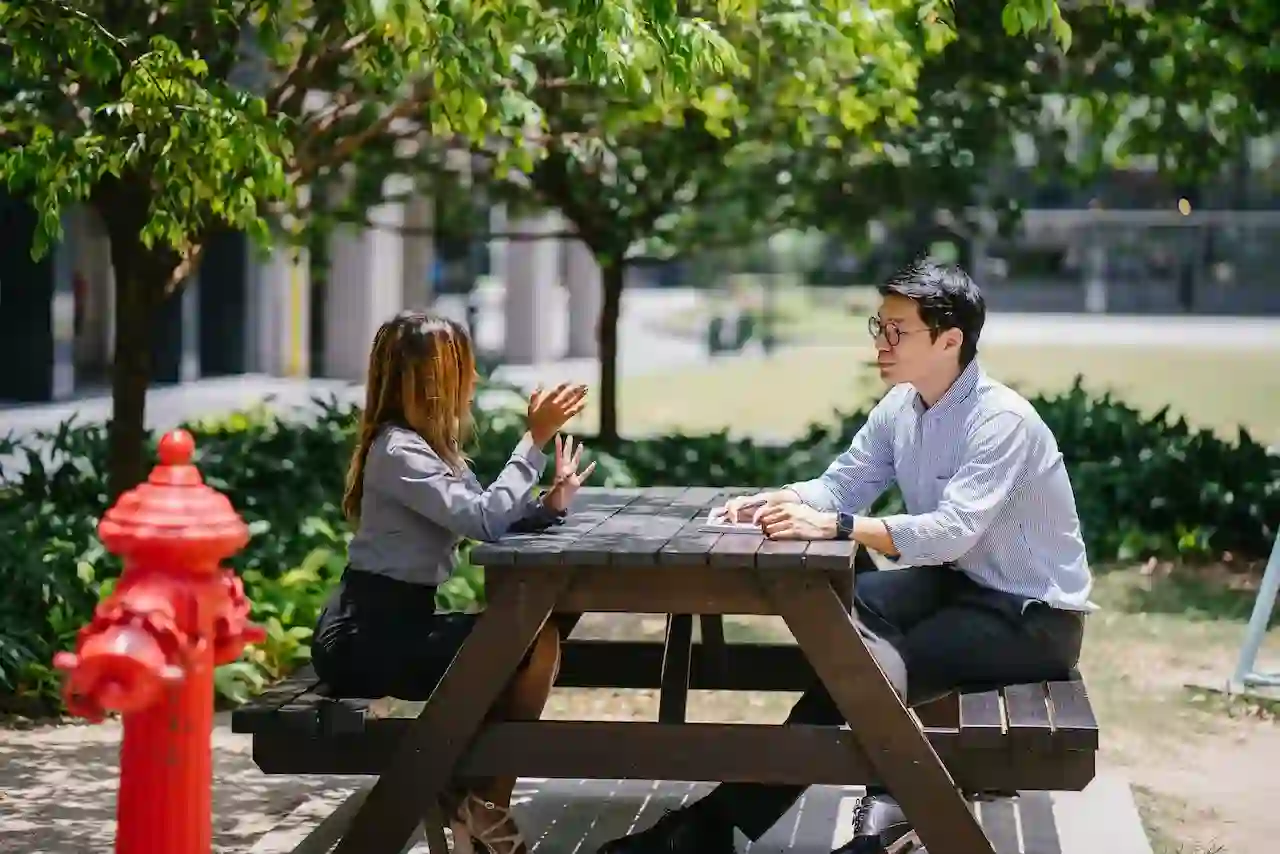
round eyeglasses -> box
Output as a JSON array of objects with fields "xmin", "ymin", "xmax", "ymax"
[{"xmin": 867, "ymin": 316, "xmax": 933, "ymax": 347}]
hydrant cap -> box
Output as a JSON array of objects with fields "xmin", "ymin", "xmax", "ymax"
[{"xmin": 98, "ymin": 429, "xmax": 250, "ymax": 563}]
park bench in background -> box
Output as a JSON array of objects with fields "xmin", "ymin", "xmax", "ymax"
[{"xmin": 232, "ymin": 487, "xmax": 1101, "ymax": 854}]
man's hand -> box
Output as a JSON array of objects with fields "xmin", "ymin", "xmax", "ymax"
[
  {"xmin": 715, "ymin": 489, "xmax": 800, "ymax": 523},
  {"xmin": 756, "ymin": 502, "xmax": 838, "ymax": 540}
]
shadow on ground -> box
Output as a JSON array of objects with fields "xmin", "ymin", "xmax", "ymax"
[{"xmin": 0, "ymin": 715, "xmax": 363, "ymax": 853}]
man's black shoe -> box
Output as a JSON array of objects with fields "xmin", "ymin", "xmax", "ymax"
[
  {"xmin": 832, "ymin": 794, "xmax": 923, "ymax": 853},
  {"xmin": 594, "ymin": 803, "xmax": 736, "ymax": 854}
]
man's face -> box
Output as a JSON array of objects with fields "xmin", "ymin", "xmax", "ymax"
[{"xmin": 870, "ymin": 294, "xmax": 959, "ymax": 386}]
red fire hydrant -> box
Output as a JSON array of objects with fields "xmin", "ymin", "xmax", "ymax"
[{"xmin": 54, "ymin": 429, "xmax": 265, "ymax": 854}]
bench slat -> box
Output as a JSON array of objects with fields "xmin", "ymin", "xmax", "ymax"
[
  {"xmin": 977, "ymin": 798, "xmax": 1021, "ymax": 854},
  {"xmin": 958, "ymin": 690, "xmax": 1006, "ymax": 749},
  {"xmin": 1045, "ymin": 680, "xmax": 1100, "ymax": 750},
  {"xmin": 230, "ymin": 669, "xmax": 321, "ymax": 733},
  {"xmin": 1002, "ymin": 683, "xmax": 1054, "ymax": 751},
  {"xmin": 1017, "ymin": 790, "xmax": 1063, "ymax": 854}
]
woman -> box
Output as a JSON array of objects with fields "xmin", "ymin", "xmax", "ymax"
[{"xmin": 312, "ymin": 311, "xmax": 595, "ymax": 854}]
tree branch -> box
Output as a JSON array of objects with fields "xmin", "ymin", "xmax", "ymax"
[{"xmin": 293, "ymin": 76, "xmax": 436, "ymax": 180}]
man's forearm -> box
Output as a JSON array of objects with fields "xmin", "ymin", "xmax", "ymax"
[
  {"xmin": 852, "ymin": 516, "xmax": 899, "ymax": 557},
  {"xmin": 798, "ymin": 508, "xmax": 900, "ymax": 556}
]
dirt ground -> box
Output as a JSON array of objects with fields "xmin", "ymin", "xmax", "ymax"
[{"xmin": 2, "ymin": 566, "xmax": 1276, "ymax": 854}]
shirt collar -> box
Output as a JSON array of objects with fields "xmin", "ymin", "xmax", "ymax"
[{"xmin": 912, "ymin": 359, "xmax": 983, "ymax": 417}]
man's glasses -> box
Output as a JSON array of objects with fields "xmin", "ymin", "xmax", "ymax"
[{"xmin": 867, "ymin": 316, "xmax": 933, "ymax": 347}]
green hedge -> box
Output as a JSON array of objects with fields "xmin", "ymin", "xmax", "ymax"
[{"xmin": 1, "ymin": 378, "xmax": 1276, "ymax": 714}]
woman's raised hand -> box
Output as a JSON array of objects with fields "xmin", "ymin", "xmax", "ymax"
[
  {"xmin": 543, "ymin": 434, "xmax": 598, "ymax": 512},
  {"xmin": 527, "ymin": 383, "xmax": 588, "ymax": 446}
]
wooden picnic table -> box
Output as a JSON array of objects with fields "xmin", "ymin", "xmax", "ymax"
[{"xmin": 317, "ymin": 484, "xmax": 1003, "ymax": 854}]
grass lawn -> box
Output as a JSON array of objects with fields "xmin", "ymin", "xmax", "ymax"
[
  {"xmin": 569, "ymin": 343, "xmax": 1280, "ymax": 445},
  {"xmin": 550, "ymin": 563, "xmax": 1280, "ymax": 854}
]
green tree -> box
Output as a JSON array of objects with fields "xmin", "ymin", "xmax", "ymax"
[
  {"xmin": 0, "ymin": 0, "xmax": 736, "ymax": 496},
  {"xmin": 489, "ymin": 0, "xmax": 1069, "ymax": 444},
  {"xmin": 747, "ymin": 0, "xmax": 1280, "ymax": 253}
]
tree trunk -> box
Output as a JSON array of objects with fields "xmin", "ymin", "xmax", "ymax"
[
  {"xmin": 105, "ymin": 238, "xmax": 163, "ymax": 499},
  {"xmin": 597, "ymin": 258, "xmax": 625, "ymax": 447}
]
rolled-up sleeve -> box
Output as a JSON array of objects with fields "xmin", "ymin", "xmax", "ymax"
[
  {"xmin": 373, "ymin": 432, "xmax": 548, "ymax": 542},
  {"xmin": 787, "ymin": 392, "xmax": 898, "ymax": 514},
  {"xmin": 881, "ymin": 413, "xmax": 1031, "ymax": 564}
]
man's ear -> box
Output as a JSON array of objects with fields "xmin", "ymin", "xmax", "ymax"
[{"xmin": 940, "ymin": 328, "xmax": 964, "ymax": 354}]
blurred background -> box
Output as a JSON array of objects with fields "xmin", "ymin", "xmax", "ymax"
[{"xmin": 1, "ymin": 2, "xmax": 1278, "ymax": 852}]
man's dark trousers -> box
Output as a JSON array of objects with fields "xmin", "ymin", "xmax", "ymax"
[{"xmin": 697, "ymin": 552, "xmax": 1087, "ymax": 842}]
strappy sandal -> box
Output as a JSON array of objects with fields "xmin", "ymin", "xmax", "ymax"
[
  {"xmin": 449, "ymin": 792, "xmax": 529, "ymax": 854},
  {"xmin": 886, "ymin": 830, "xmax": 924, "ymax": 853}
]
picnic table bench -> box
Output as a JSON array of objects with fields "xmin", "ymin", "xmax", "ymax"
[{"xmin": 232, "ymin": 486, "xmax": 1100, "ymax": 854}]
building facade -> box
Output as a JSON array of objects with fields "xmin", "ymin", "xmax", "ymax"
[{"xmin": 0, "ymin": 192, "xmax": 600, "ymax": 404}]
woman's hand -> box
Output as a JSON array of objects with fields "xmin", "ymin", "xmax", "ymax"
[
  {"xmin": 543, "ymin": 434, "xmax": 597, "ymax": 512},
  {"xmin": 527, "ymin": 383, "xmax": 588, "ymax": 447}
]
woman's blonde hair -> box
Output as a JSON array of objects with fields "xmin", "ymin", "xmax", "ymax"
[{"xmin": 342, "ymin": 311, "xmax": 477, "ymax": 522}]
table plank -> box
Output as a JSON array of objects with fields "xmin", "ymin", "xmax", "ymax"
[
  {"xmin": 756, "ymin": 537, "xmax": 809, "ymax": 569},
  {"xmin": 978, "ymin": 797, "xmax": 1021, "ymax": 854},
  {"xmin": 1044, "ymin": 680, "xmax": 1099, "ymax": 750},
  {"xmin": 1002, "ymin": 683, "xmax": 1054, "ymax": 751},
  {"xmin": 657, "ymin": 487, "xmax": 757, "ymax": 568},
  {"xmin": 471, "ymin": 488, "xmax": 642, "ymax": 566},
  {"xmin": 959, "ymin": 691, "xmax": 1007, "ymax": 750},
  {"xmin": 805, "ymin": 539, "xmax": 858, "ymax": 571},
  {"xmin": 560, "ymin": 486, "xmax": 720, "ymax": 566},
  {"xmin": 709, "ymin": 531, "xmax": 766, "ymax": 569},
  {"xmin": 1017, "ymin": 790, "xmax": 1062, "ymax": 854}
]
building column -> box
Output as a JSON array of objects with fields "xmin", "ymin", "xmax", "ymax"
[
  {"xmin": 564, "ymin": 240, "xmax": 601, "ymax": 359},
  {"xmin": 402, "ymin": 193, "xmax": 435, "ymax": 310},
  {"xmin": 503, "ymin": 212, "xmax": 561, "ymax": 364},
  {"xmin": 488, "ymin": 204, "xmax": 508, "ymax": 287},
  {"xmin": 0, "ymin": 194, "xmax": 62, "ymax": 402},
  {"xmin": 151, "ymin": 275, "xmax": 198, "ymax": 385},
  {"xmin": 323, "ymin": 189, "xmax": 405, "ymax": 381},
  {"xmin": 199, "ymin": 230, "xmax": 251, "ymax": 377},
  {"xmin": 251, "ymin": 237, "xmax": 311, "ymax": 377},
  {"xmin": 73, "ymin": 208, "xmax": 115, "ymax": 385}
]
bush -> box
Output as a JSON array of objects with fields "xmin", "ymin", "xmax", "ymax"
[{"xmin": 1, "ymin": 377, "xmax": 1276, "ymax": 714}]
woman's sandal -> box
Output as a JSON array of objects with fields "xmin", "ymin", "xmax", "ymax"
[
  {"xmin": 449, "ymin": 792, "xmax": 529, "ymax": 854},
  {"xmin": 886, "ymin": 830, "xmax": 924, "ymax": 853}
]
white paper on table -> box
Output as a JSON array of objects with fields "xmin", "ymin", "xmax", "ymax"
[{"xmin": 698, "ymin": 509, "xmax": 761, "ymax": 534}]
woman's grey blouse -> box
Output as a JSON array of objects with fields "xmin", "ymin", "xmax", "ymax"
[{"xmin": 346, "ymin": 425, "xmax": 554, "ymax": 586}]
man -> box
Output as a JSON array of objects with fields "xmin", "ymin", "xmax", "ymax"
[{"xmin": 595, "ymin": 259, "xmax": 1093, "ymax": 854}]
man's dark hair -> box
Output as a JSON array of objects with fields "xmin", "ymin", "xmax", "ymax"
[{"xmin": 878, "ymin": 258, "xmax": 985, "ymax": 366}]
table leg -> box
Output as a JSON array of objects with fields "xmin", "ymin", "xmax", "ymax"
[
  {"xmin": 659, "ymin": 614, "xmax": 694, "ymax": 722},
  {"xmin": 331, "ymin": 569, "xmax": 571, "ymax": 854},
  {"xmin": 763, "ymin": 576, "xmax": 995, "ymax": 854},
  {"xmin": 698, "ymin": 615, "xmax": 728, "ymax": 684}
]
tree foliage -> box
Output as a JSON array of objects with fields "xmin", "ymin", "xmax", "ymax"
[
  {"xmin": 467, "ymin": 0, "xmax": 1071, "ymax": 442},
  {"xmin": 0, "ymin": 0, "xmax": 739, "ymax": 495}
]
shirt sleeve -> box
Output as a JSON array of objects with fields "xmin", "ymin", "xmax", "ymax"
[
  {"xmin": 372, "ymin": 431, "xmax": 549, "ymax": 543},
  {"xmin": 786, "ymin": 390, "xmax": 898, "ymax": 514},
  {"xmin": 880, "ymin": 412, "xmax": 1032, "ymax": 564}
]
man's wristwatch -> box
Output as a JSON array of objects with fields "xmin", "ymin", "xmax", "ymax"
[{"xmin": 835, "ymin": 511, "xmax": 855, "ymax": 541}]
